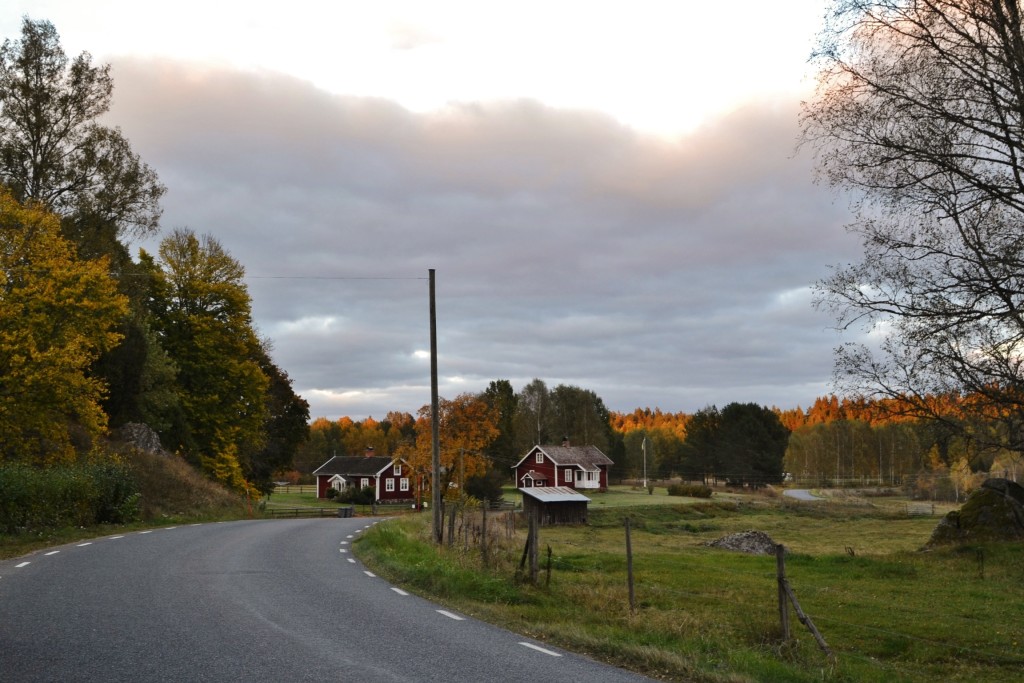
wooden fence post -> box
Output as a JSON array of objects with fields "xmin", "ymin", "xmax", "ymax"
[
  {"xmin": 776, "ymin": 543, "xmax": 790, "ymax": 641},
  {"xmin": 626, "ymin": 516, "xmax": 636, "ymax": 613},
  {"xmin": 546, "ymin": 545, "xmax": 552, "ymax": 587},
  {"xmin": 777, "ymin": 543, "xmax": 832, "ymax": 657},
  {"xmin": 529, "ymin": 507, "xmax": 539, "ymax": 584},
  {"xmin": 481, "ymin": 500, "xmax": 489, "ymax": 567}
]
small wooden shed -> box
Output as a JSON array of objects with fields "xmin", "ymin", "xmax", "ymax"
[{"xmin": 519, "ymin": 486, "xmax": 591, "ymax": 526}]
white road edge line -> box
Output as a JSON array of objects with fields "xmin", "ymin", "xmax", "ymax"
[
  {"xmin": 44, "ymin": 551, "xmax": 60, "ymax": 556},
  {"xmin": 109, "ymin": 535, "xmax": 124, "ymax": 540},
  {"xmin": 363, "ymin": 570, "xmax": 376, "ymax": 577},
  {"xmin": 76, "ymin": 542, "xmax": 92, "ymax": 547},
  {"xmin": 347, "ymin": 558, "xmax": 356, "ymax": 563},
  {"xmin": 16, "ymin": 562, "xmax": 30, "ymax": 568},
  {"xmin": 519, "ymin": 642, "xmax": 562, "ymax": 657},
  {"xmin": 390, "ymin": 587, "xmax": 409, "ymax": 596},
  {"xmin": 437, "ymin": 610, "xmax": 464, "ymax": 621},
  {"xmin": 139, "ymin": 530, "xmax": 153, "ymax": 534}
]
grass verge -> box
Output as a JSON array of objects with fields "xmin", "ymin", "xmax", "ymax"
[
  {"xmin": 0, "ymin": 449, "xmax": 251, "ymax": 560},
  {"xmin": 354, "ymin": 500, "xmax": 1023, "ymax": 682}
]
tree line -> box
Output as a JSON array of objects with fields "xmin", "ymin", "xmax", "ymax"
[
  {"xmin": 294, "ymin": 379, "xmax": 793, "ymax": 492},
  {"xmin": 0, "ymin": 18, "xmax": 308, "ymax": 494},
  {"xmin": 298, "ymin": 384, "xmax": 1023, "ymax": 500}
]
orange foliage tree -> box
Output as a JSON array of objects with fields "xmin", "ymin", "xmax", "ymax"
[{"xmin": 396, "ymin": 393, "xmax": 500, "ymax": 499}]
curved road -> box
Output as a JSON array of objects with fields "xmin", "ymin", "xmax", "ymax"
[{"xmin": 0, "ymin": 518, "xmax": 654, "ymax": 682}]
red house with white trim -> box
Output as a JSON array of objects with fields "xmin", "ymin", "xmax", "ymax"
[
  {"xmin": 511, "ymin": 443, "xmax": 612, "ymax": 492},
  {"xmin": 313, "ymin": 448, "xmax": 413, "ymax": 503}
]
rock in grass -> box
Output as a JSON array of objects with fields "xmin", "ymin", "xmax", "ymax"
[
  {"xmin": 706, "ymin": 530, "xmax": 779, "ymax": 554},
  {"xmin": 926, "ymin": 478, "xmax": 1024, "ymax": 546}
]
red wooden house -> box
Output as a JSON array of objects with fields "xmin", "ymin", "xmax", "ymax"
[
  {"xmin": 511, "ymin": 442, "xmax": 612, "ymax": 492},
  {"xmin": 313, "ymin": 448, "xmax": 413, "ymax": 503}
]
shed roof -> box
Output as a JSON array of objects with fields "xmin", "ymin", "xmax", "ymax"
[
  {"xmin": 312, "ymin": 455, "xmax": 395, "ymax": 477},
  {"xmin": 519, "ymin": 486, "xmax": 592, "ymax": 503}
]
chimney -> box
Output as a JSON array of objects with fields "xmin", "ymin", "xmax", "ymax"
[{"xmin": 364, "ymin": 446, "xmax": 375, "ymax": 457}]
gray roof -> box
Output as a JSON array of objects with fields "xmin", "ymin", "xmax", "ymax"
[
  {"xmin": 519, "ymin": 486, "xmax": 591, "ymax": 503},
  {"xmin": 312, "ymin": 455, "xmax": 395, "ymax": 477},
  {"xmin": 517, "ymin": 444, "xmax": 613, "ymax": 470}
]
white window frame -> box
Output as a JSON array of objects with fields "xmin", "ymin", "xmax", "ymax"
[
  {"xmin": 535, "ymin": 453, "xmax": 543, "ymax": 463},
  {"xmin": 394, "ymin": 464, "xmax": 402, "ymax": 476},
  {"xmin": 400, "ymin": 478, "xmax": 409, "ymax": 492},
  {"xmin": 361, "ymin": 477, "xmax": 370, "ymax": 489},
  {"xmin": 385, "ymin": 478, "xmax": 395, "ymax": 492},
  {"xmin": 564, "ymin": 469, "xmax": 573, "ymax": 484}
]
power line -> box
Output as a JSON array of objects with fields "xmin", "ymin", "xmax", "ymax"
[{"xmin": 244, "ymin": 275, "xmax": 428, "ymax": 281}]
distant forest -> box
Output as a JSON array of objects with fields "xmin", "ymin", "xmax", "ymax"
[{"xmin": 293, "ymin": 385, "xmax": 1017, "ymax": 502}]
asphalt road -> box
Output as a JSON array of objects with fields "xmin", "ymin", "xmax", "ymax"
[
  {"xmin": 783, "ymin": 489, "xmax": 820, "ymax": 501},
  {"xmin": 0, "ymin": 518, "xmax": 656, "ymax": 682}
]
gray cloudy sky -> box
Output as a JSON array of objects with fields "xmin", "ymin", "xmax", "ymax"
[{"xmin": 4, "ymin": 1, "xmax": 863, "ymax": 420}]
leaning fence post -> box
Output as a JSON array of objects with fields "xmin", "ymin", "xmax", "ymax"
[
  {"xmin": 777, "ymin": 543, "xmax": 833, "ymax": 658},
  {"xmin": 776, "ymin": 543, "xmax": 790, "ymax": 641}
]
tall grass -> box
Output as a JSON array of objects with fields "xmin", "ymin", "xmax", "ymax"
[{"xmin": 354, "ymin": 503, "xmax": 1024, "ymax": 682}]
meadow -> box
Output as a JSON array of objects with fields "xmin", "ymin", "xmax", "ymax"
[{"xmin": 354, "ymin": 488, "xmax": 1024, "ymax": 682}]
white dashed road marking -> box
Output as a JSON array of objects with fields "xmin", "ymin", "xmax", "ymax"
[
  {"xmin": 16, "ymin": 562, "xmax": 30, "ymax": 568},
  {"xmin": 437, "ymin": 610, "xmax": 464, "ymax": 621},
  {"xmin": 76, "ymin": 542, "xmax": 92, "ymax": 547},
  {"xmin": 44, "ymin": 551, "xmax": 59, "ymax": 556},
  {"xmin": 519, "ymin": 642, "xmax": 561, "ymax": 657},
  {"xmin": 363, "ymin": 571, "xmax": 376, "ymax": 577},
  {"xmin": 390, "ymin": 588, "xmax": 409, "ymax": 596}
]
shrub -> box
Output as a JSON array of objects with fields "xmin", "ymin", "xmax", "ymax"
[
  {"xmin": 667, "ymin": 483, "xmax": 713, "ymax": 499},
  {"xmin": 336, "ymin": 486, "xmax": 375, "ymax": 505},
  {"xmin": 0, "ymin": 461, "xmax": 141, "ymax": 534}
]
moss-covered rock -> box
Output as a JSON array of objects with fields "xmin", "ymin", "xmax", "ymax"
[{"xmin": 926, "ymin": 478, "xmax": 1024, "ymax": 546}]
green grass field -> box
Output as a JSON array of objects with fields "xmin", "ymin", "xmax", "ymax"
[{"xmin": 354, "ymin": 489, "xmax": 1023, "ymax": 682}]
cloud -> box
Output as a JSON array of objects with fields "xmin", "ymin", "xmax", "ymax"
[{"xmin": 106, "ymin": 58, "xmax": 858, "ymax": 419}]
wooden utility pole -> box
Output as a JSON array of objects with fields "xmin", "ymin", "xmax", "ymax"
[{"xmin": 430, "ymin": 269, "xmax": 442, "ymax": 544}]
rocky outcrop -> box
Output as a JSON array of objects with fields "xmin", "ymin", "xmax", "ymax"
[
  {"xmin": 926, "ymin": 478, "xmax": 1024, "ymax": 546},
  {"xmin": 113, "ymin": 422, "xmax": 168, "ymax": 456}
]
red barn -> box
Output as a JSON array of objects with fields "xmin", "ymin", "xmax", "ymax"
[
  {"xmin": 313, "ymin": 448, "xmax": 413, "ymax": 503},
  {"xmin": 511, "ymin": 442, "xmax": 612, "ymax": 492}
]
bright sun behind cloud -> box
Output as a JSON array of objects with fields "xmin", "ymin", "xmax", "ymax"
[{"xmin": 10, "ymin": 0, "xmax": 823, "ymax": 137}]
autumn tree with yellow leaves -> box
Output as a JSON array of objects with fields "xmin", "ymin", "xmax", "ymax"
[{"xmin": 0, "ymin": 190, "xmax": 127, "ymax": 462}]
